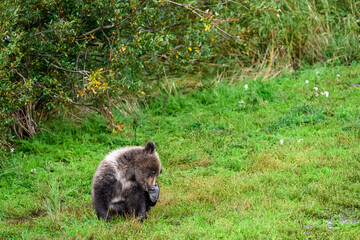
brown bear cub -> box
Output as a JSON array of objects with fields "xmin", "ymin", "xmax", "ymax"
[{"xmin": 92, "ymin": 141, "xmax": 161, "ymax": 221}]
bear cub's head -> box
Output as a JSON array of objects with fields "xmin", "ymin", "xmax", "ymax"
[{"xmin": 134, "ymin": 141, "xmax": 162, "ymax": 192}]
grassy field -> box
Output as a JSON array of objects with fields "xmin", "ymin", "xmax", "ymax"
[{"xmin": 1, "ymin": 64, "xmax": 360, "ymax": 239}]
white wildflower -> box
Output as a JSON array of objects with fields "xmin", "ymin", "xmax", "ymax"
[
  {"xmin": 320, "ymin": 91, "xmax": 329, "ymax": 97},
  {"xmin": 244, "ymin": 84, "xmax": 248, "ymax": 90},
  {"xmin": 315, "ymin": 92, "xmax": 319, "ymax": 97},
  {"xmin": 239, "ymin": 100, "xmax": 246, "ymax": 107},
  {"xmin": 305, "ymin": 80, "xmax": 309, "ymax": 84},
  {"xmin": 31, "ymin": 169, "xmax": 36, "ymax": 174},
  {"xmin": 280, "ymin": 139, "xmax": 284, "ymax": 145},
  {"xmin": 314, "ymin": 87, "xmax": 318, "ymax": 91},
  {"xmin": 298, "ymin": 139, "xmax": 303, "ymax": 143},
  {"xmin": 10, "ymin": 148, "xmax": 14, "ymax": 153},
  {"xmin": 336, "ymin": 74, "xmax": 340, "ymax": 82}
]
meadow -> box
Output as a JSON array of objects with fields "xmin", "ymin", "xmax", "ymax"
[{"xmin": 1, "ymin": 63, "xmax": 360, "ymax": 239}]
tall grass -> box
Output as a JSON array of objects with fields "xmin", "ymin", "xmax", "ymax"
[{"xmin": 215, "ymin": 0, "xmax": 360, "ymax": 79}]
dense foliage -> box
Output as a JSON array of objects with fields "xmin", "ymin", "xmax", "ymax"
[{"xmin": 1, "ymin": 0, "xmax": 359, "ymax": 146}]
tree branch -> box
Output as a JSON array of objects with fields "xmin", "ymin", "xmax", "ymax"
[
  {"xmin": 10, "ymin": 68, "xmax": 27, "ymax": 83},
  {"xmin": 80, "ymin": 0, "xmax": 149, "ymax": 38},
  {"xmin": 142, "ymin": 23, "xmax": 182, "ymax": 33},
  {"xmin": 166, "ymin": 0, "xmax": 258, "ymax": 54},
  {"xmin": 80, "ymin": 24, "xmax": 117, "ymax": 38},
  {"xmin": 43, "ymin": 58, "xmax": 90, "ymax": 76}
]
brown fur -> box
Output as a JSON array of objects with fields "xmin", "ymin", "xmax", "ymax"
[{"xmin": 91, "ymin": 141, "xmax": 161, "ymax": 221}]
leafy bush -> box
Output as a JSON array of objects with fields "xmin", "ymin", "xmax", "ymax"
[{"xmin": 1, "ymin": 0, "xmax": 359, "ymax": 147}]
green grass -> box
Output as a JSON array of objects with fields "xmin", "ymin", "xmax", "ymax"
[{"xmin": 1, "ymin": 64, "xmax": 360, "ymax": 239}]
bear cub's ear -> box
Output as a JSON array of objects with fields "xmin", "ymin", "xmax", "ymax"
[{"xmin": 145, "ymin": 141, "xmax": 156, "ymax": 154}]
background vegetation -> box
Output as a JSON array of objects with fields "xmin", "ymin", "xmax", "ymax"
[
  {"xmin": 1, "ymin": 0, "xmax": 360, "ymax": 146},
  {"xmin": 1, "ymin": 64, "xmax": 360, "ymax": 239}
]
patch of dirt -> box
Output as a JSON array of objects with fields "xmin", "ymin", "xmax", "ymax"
[{"xmin": 7, "ymin": 208, "xmax": 45, "ymax": 223}]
